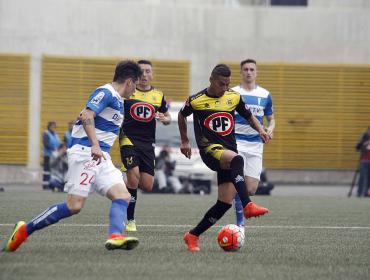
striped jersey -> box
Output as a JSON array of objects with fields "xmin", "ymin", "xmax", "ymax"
[
  {"xmin": 70, "ymin": 83, "xmax": 124, "ymax": 153},
  {"xmin": 233, "ymin": 84, "xmax": 274, "ymax": 148}
]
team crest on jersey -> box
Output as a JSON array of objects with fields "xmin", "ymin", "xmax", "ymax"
[
  {"xmin": 204, "ymin": 112, "xmax": 233, "ymax": 136},
  {"xmin": 91, "ymin": 92, "xmax": 105, "ymax": 105},
  {"xmin": 152, "ymin": 95, "xmax": 157, "ymax": 101},
  {"xmin": 130, "ymin": 102, "xmax": 155, "ymax": 122},
  {"xmin": 226, "ymin": 98, "xmax": 234, "ymax": 106},
  {"xmin": 215, "ymin": 100, "xmax": 222, "ymax": 107}
]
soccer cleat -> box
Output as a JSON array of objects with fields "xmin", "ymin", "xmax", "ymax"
[
  {"xmin": 243, "ymin": 202, "xmax": 268, "ymax": 219},
  {"xmin": 105, "ymin": 233, "xmax": 139, "ymax": 250},
  {"xmin": 3, "ymin": 221, "xmax": 28, "ymax": 252},
  {"xmin": 126, "ymin": 219, "xmax": 137, "ymax": 232},
  {"xmin": 184, "ymin": 230, "xmax": 200, "ymax": 251},
  {"xmin": 238, "ymin": 225, "xmax": 245, "ymax": 233}
]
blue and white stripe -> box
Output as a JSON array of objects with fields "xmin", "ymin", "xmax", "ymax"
[
  {"xmin": 70, "ymin": 83, "xmax": 124, "ymax": 153},
  {"xmin": 233, "ymin": 85, "xmax": 274, "ymax": 146}
]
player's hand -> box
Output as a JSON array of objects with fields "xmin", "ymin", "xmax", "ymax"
[
  {"xmin": 91, "ymin": 145, "xmax": 106, "ymax": 165},
  {"xmin": 154, "ymin": 112, "xmax": 166, "ymax": 122},
  {"xmin": 264, "ymin": 127, "xmax": 273, "ymax": 139},
  {"xmin": 180, "ymin": 142, "xmax": 192, "ymax": 159},
  {"xmin": 260, "ymin": 131, "xmax": 271, "ymax": 145}
]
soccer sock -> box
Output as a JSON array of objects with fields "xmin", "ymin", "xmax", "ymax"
[
  {"xmin": 190, "ymin": 200, "xmax": 231, "ymax": 237},
  {"xmin": 234, "ymin": 192, "xmax": 245, "ymax": 226},
  {"xmin": 230, "ymin": 155, "xmax": 251, "ymax": 208},
  {"xmin": 26, "ymin": 202, "xmax": 72, "ymax": 236},
  {"xmin": 126, "ymin": 187, "xmax": 137, "ymax": 221},
  {"xmin": 109, "ymin": 199, "xmax": 129, "ymax": 236}
]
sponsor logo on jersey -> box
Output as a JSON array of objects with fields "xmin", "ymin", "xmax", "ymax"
[
  {"xmin": 130, "ymin": 102, "xmax": 155, "ymax": 122},
  {"xmin": 141, "ymin": 94, "xmax": 147, "ymax": 99},
  {"xmin": 215, "ymin": 100, "xmax": 222, "ymax": 107},
  {"xmin": 204, "ymin": 112, "xmax": 233, "ymax": 136},
  {"xmin": 205, "ymin": 103, "xmax": 210, "ymax": 108},
  {"xmin": 91, "ymin": 92, "xmax": 105, "ymax": 105},
  {"xmin": 227, "ymin": 98, "xmax": 234, "ymax": 106}
]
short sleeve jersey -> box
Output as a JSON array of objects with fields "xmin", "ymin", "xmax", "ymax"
[
  {"xmin": 233, "ymin": 84, "xmax": 274, "ymax": 144},
  {"xmin": 70, "ymin": 83, "xmax": 124, "ymax": 153},
  {"xmin": 180, "ymin": 88, "xmax": 252, "ymax": 152},
  {"xmin": 119, "ymin": 86, "xmax": 168, "ymax": 147}
]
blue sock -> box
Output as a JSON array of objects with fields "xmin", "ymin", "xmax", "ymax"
[
  {"xmin": 26, "ymin": 202, "xmax": 72, "ymax": 235},
  {"xmin": 109, "ymin": 199, "xmax": 129, "ymax": 236},
  {"xmin": 234, "ymin": 192, "xmax": 244, "ymax": 226}
]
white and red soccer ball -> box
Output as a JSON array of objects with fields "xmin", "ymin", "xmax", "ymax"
[{"xmin": 217, "ymin": 224, "xmax": 245, "ymax": 252}]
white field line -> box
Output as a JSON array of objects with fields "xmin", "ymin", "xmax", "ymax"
[{"xmin": 1, "ymin": 224, "xmax": 370, "ymax": 230}]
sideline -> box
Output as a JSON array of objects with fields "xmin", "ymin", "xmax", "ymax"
[{"xmin": 1, "ymin": 223, "xmax": 369, "ymax": 230}]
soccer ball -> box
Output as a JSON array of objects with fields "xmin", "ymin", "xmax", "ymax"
[{"xmin": 217, "ymin": 224, "xmax": 245, "ymax": 252}]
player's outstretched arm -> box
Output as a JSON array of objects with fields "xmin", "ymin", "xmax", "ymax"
[
  {"xmin": 81, "ymin": 108, "xmax": 106, "ymax": 164},
  {"xmin": 246, "ymin": 115, "xmax": 270, "ymax": 144},
  {"xmin": 178, "ymin": 112, "xmax": 192, "ymax": 159}
]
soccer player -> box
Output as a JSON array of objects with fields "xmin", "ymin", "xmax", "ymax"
[
  {"xmin": 119, "ymin": 60, "xmax": 171, "ymax": 232},
  {"xmin": 179, "ymin": 64, "xmax": 271, "ymax": 251},
  {"xmin": 4, "ymin": 60, "xmax": 143, "ymax": 252},
  {"xmin": 232, "ymin": 59, "xmax": 275, "ymax": 231}
]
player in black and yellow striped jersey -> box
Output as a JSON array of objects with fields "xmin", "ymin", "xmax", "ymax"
[
  {"xmin": 179, "ymin": 64, "xmax": 271, "ymax": 251},
  {"xmin": 119, "ymin": 60, "xmax": 171, "ymax": 232}
]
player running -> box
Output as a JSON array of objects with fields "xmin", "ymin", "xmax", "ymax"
[
  {"xmin": 119, "ymin": 60, "xmax": 171, "ymax": 232},
  {"xmin": 179, "ymin": 64, "xmax": 271, "ymax": 251},
  {"xmin": 232, "ymin": 59, "xmax": 275, "ymax": 232},
  {"xmin": 4, "ymin": 60, "xmax": 142, "ymax": 252}
]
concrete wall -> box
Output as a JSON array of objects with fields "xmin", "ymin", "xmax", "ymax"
[{"xmin": 0, "ymin": 0, "xmax": 369, "ymax": 182}]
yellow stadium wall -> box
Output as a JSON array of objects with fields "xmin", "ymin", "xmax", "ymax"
[
  {"xmin": 225, "ymin": 62, "xmax": 370, "ymax": 170},
  {"xmin": 40, "ymin": 55, "xmax": 190, "ymax": 166},
  {"xmin": 0, "ymin": 54, "xmax": 30, "ymax": 164}
]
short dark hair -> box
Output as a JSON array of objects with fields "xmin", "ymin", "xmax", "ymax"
[
  {"xmin": 47, "ymin": 122, "xmax": 56, "ymax": 130},
  {"xmin": 240, "ymin": 59, "xmax": 257, "ymax": 70},
  {"xmin": 211, "ymin": 64, "xmax": 231, "ymax": 79},
  {"xmin": 138, "ymin": 60, "xmax": 152, "ymax": 67},
  {"xmin": 113, "ymin": 60, "xmax": 143, "ymax": 84}
]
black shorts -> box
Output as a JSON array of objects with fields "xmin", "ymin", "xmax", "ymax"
[
  {"xmin": 200, "ymin": 143, "xmax": 235, "ymax": 186},
  {"xmin": 120, "ymin": 145, "xmax": 155, "ymax": 176}
]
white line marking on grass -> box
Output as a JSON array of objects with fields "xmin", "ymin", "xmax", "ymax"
[{"xmin": 1, "ymin": 224, "xmax": 370, "ymax": 230}]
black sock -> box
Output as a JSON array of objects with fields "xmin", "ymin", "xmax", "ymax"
[
  {"xmin": 230, "ymin": 155, "xmax": 251, "ymax": 208},
  {"xmin": 190, "ymin": 200, "xmax": 232, "ymax": 237},
  {"xmin": 127, "ymin": 187, "xmax": 137, "ymax": 221}
]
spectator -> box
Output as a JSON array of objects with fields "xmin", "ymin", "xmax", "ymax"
[
  {"xmin": 155, "ymin": 145, "xmax": 182, "ymax": 193},
  {"xmin": 64, "ymin": 122, "xmax": 74, "ymax": 147},
  {"xmin": 356, "ymin": 126, "xmax": 370, "ymax": 197},
  {"xmin": 42, "ymin": 122, "xmax": 60, "ymax": 190},
  {"xmin": 49, "ymin": 143, "xmax": 68, "ymax": 192}
]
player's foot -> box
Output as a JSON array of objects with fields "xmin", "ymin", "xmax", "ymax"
[
  {"xmin": 243, "ymin": 202, "xmax": 268, "ymax": 219},
  {"xmin": 126, "ymin": 219, "xmax": 137, "ymax": 232},
  {"xmin": 3, "ymin": 221, "xmax": 28, "ymax": 252},
  {"xmin": 105, "ymin": 233, "xmax": 139, "ymax": 250},
  {"xmin": 238, "ymin": 225, "xmax": 245, "ymax": 233},
  {"xmin": 184, "ymin": 229, "xmax": 200, "ymax": 251}
]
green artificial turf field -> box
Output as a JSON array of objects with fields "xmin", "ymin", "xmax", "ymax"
[{"xmin": 1, "ymin": 192, "xmax": 369, "ymax": 280}]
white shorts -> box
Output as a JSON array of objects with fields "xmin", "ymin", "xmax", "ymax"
[
  {"xmin": 64, "ymin": 147, "xmax": 125, "ymax": 197},
  {"xmin": 236, "ymin": 140, "xmax": 263, "ymax": 180}
]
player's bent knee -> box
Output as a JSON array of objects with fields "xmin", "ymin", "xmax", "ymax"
[
  {"xmin": 67, "ymin": 203, "xmax": 84, "ymax": 215},
  {"xmin": 140, "ymin": 184, "xmax": 153, "ymax": 193}
]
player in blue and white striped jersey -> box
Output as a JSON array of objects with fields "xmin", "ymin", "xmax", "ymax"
[
  {"xmin": 4, "ymin": 60, "xmax": 144, "ymax": 252},
  {"xmin": 232, "ymin": 59, "xmax": 276, "ymax": 231}
]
